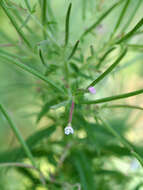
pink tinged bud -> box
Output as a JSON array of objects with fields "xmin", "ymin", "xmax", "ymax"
[
  {"xmin": 64, "ymin": 125, "xmax": 74, "ymax": 135},
  {"xmin": 88, "ymin": 86, "xmax": 96, "ymax": 94}
]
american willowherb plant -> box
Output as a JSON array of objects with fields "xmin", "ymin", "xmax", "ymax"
[{"xmin": 0, "ymin": 0, "xmax": 143, "ymax": 189}]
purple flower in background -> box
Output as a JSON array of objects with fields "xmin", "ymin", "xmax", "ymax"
[{"xmin": 88, "ymin": 86, "xmax": 96, "ymax": 94}]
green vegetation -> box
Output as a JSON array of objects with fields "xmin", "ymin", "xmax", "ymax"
[{"xmin": 0, "ymin": 0, "xmax": 143, "ymax": 189}]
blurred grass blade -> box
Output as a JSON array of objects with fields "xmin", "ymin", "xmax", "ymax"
[
  {"xmin": 82, "ymin": 0, "xmax": 87, "ymax": 20},
  {"xmin": 103, "ymin": 104, "xmax": 143, "ymax": 111},
  {"xmin": 68, "ymin": 40, "xmax": 80, "ymax": 60},
  {"xmin": 26, "ymin": 126, "xmax": 56, "ymax": 147},
  {"xmin": 81, "ymin": 0, "xmax": 123, "ymax": 38},
  {"xmin": 121, "ymin": 0, "xmax": 142, "ymax": 33},
  {"xmin": 65, "ymin": 3, "xmax": 72, "ymax": 46},
  {"xmin": 19, "ymin": 14, "xmax": 31, "ymax": 31},
  {"xmin": 0, "ymin": 104, "xmax": 37, "ymax": 168},
  {"xmin": 99, "ymin": 115, "xmax": 143, "ymax": 167},
  {"xmin": 87, "ymin": 48, "xmax": 127, "ymax": 88},
  {"xmin": 97, "ymin": 46, "xmax": 116, "ymax": 68},
  {"xmin": 14, "ymin": 11, "xmax": 34, "ymax": 34},
  {"xmin": 127, "ymin": 44, "xmax": 143, "ymax": 50},
  {"xmin": 39, "ymin": 48, "xmax": 47, "ymax": 67},
  {"xmin": 23, "ymin": 0, "xmax": 31, "ymax": 12},
  {"xmin": 0, "ymin": 0, "xmax": 32, "ymax": 48},
  {"xmin": 37, "ymin": 100, "xmax": 57, "ymax": 123},
  {"xmin": 81, "ymin": 88, "xmax": 143, "ymax": 104},
  {"xmin": 0, "ymin": 53, "xmax": 65, "ymax": 94},
  {"xmin": 110, "ymin": 0, "xmax": 130, "ymax": 38},
  {"xmin": 90, "ymin": 45, "xmax": 94, "ymax": 56},
  {"xmin": 42, "ymin": 0, "xmax": 47, "ymax": 38},
  {"xmin": 0, "ymin": 126, "xmax": 56, "ymax": 163},
  {"xmin": 116, "ymin": 17, "xmax": 143, "ymax": 44}
]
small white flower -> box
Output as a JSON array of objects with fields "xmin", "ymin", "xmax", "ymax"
[{"xmin": 64, "ymin": 125, "xmax": 74, "ymax": 135}]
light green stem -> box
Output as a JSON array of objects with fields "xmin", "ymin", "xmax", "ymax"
[
  {"xmin": 81, "ymin": 88, "xmax": 143, "ymax": 104},
  {"xmin": 99, "ymin": 115, "xmax": 143, "ymax": 167},
  {"xmin": 0, "ymin": 104, "xmax": 36, "ymax": 168}
]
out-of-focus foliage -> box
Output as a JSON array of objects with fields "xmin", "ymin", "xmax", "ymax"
[{"xmin": 0, "ymin": 0, "xmax": 143, "ymax": 189}]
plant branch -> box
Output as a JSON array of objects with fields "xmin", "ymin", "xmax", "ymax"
[
  {"xmin": 87, "ymin": 48, "xmax": 127, "ymax": 88},
  {"xmin": 81, "ymin": 88, "xmax": 143, "ymax": 104}
]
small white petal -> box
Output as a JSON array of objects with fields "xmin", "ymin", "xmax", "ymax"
[{"xmin": 64, "ymin": 125, "xmax": 74, "ymax": 135}]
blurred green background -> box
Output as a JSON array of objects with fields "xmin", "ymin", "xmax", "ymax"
[{"xmin": 0, "ymin": 0, "xmax": 143, "ymax": 189}]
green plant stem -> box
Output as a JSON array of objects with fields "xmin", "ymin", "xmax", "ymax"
[
  {"xmin": 0, "ymin": 0, "xmax": 31, "ymax": 48},
  {"xmin": 23, "ymin": 0, "xmax": 31, "ymax": 12},
  {"xmin": 0, "ymin": 104, "xmax": 37, "ymax": 168},
  {"xmin": 65, "ymin": 3, "xmax": 72, "ymax": 46},
  {"xmin": 87, "ymin": 48, "xmax": 127, "ymax": 88},
  {"xmin": 0, "ymin": 53, "xmax": 64, "ymax": 94},
  {"xmin": 99, "ymin": 115, "xmax": 143, "ymax": 167},
  {"xmin": 81, "ymin": 88, "xmax": 143, "ymax": 104},
  {"xmin": 127, "ymin": 44, "xmax": 143, "ymax": 50},
  {"xmin": 102, "ymin": 104, "xmax": 143, "ymax": 111},
  {"xmin": 121, "ymin": 0, "xmax": 142, "ymax": 33},
  {"xmin": 110, "ymin": 0, "xmax": 130, "ymax": 39},
  {"xmin": 116, "ymin": 17, "xmax": 143, "ymax": 44},
  {"xmin": 68, "ymin": 40, "xmax": 80, "ymax": 60},
  {"xmin": 42, "ymin": 0, "xmax": 47, "ymax": 39},
  {"xmin": 96, "ymin": 46, "xmax": 116, "ymax": 68},
  {"xmin": 81, "ymin": 0, "xmax": 124, "ymax": 38}
]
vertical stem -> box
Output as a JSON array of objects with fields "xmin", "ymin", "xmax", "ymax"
[
  {"xmin": 42, "ymin": 0, "xmax": 47, "ymax": 39},
  {"xmin": 0, "ymin": 104, "xmax": 37, "ymax": 169},
  {"xmin": 69, "ymin": 101, "xmax": 74, "ymax": 123}
]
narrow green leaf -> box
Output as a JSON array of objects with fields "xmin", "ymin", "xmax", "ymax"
[
  {"xmin": 127, "ymin": 44, "xmax": 143, "ymax": 50},
  {"xmin": 68, "ymin": 40, "xmax": 80, "ymax": 60},
  {"xmin": 0, "ymin": 0, "xmax": 32, "ymax": 48},
  {"xmin": 37, "ymin": 100, "xmax": 57, "ymax": 123},
  {"xmin": 99, "ymin": 116, "xmax": 143, "ymax": 167},
  {"xmin": 42, "ymin": 0, "xmax": 47, "ymax": 24},
  {"xmin": 116, "ymin": 17, "xmax": 143, "ymax": 44},
  {"xmin": 96, "ymin": 46, "xmax": 116, "ymax": 68},
  {"xmin": 19, "ymin": 14, "xmax": 31, "ymax": 31},
  {"xmin": 25, "ymin": 126, "xmax": 56, "ymax": 148},
  {"xmin": 81, "ymin": 0, "xmax": 124, "ymax": 38},
  {"xmin": 90, "ymin": 45, "xmax": 95, "ymax": 56},
  {"xmin": 0, "ymin": 53, "xmax": 65, "ymax": 94},
  {"xmin": 42, "ymin": 0, "xmax": 47, "ymax": 38},
  {"xmin": 110, "ymin": 0, "xmax": 130, "ymax": 38},
  {"xmin": 0, "ymin": 126, "xmax": 56, "ymax": 163},
  {"xmin": 65, "ymin": 3, "xmax": 72, "ymax": 46},
  {"xmin": 82, "ymin": 0, "xmax": 87, "ymax": 20},
  {"xmin": 39, "ymin": 48, "xmax": 47, "ymax": 67},
  {"xmin": 23, "ymin": 0, "xmax": 31, "ymax": 12},
  {"xmin": 87, "ymin": 48, "xmax": 127, "ymax": 88},
  {"xmin": 103, "ymin": 104, "xmax": 143, "ymax": 111},
  {"xmin": 0, "ymin": 104, "xmax": 37, "ymax": 168},
  {"xmin": 81, "ymin": 88, "xmax": 143, "ymax": 105},
  {"xmin": 121, "ymin": 0, "xmax": 142, "ymax": 33},
  {"xmin": 14, "ymin": 11, "xmax": 33, "ymax": 34}
]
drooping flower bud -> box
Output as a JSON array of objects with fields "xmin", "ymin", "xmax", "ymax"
[{"xmin": 88, "ymin": 86, "xmax": 96, "ymax": 94}]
